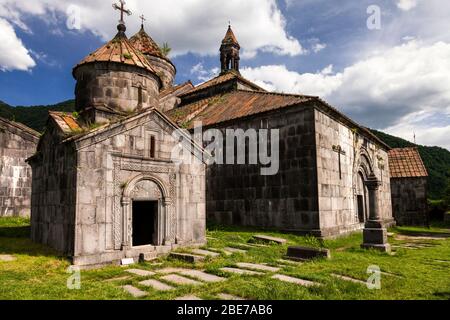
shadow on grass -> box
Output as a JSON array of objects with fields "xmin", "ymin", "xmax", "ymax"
[{"xmin": 0, "ymin": 226, "xmax": 30, "ymax": 238}]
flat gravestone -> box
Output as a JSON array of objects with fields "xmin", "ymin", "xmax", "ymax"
[
  {"xmin": 191, "ymin": 249, "xmax": 220, "ymax": 257},
  {"xmin": 125, "ymin": 269, "xmax": 155, "ymax": 277},
  {"xmin": 285, "ymin": 246, "xmax": 330, "ymax": 261},
  {"xmin": 155, "ymin": 267, "xmax": 189, "ymax": 274},
  {"xmin": 0, "ymin": 255, "xmax": 16, "ymax": 262},
  {"xmin": 139, "ymin": 279, "xmax": 174, "ymax": 291},
  {"xmin": 161, "ymin": 274, "xmax": 203, "ymax": 286},
  {"xmin": 217, "ymin": 293, "xmax": 246, "ymax": 300},
  {"xmin": 271, "ymin": 274, "xmax": 321, "ymax": 287},
  {"xmin": 253, "ymin": 235, "xmax": 287, "ymax": 245},
  {"xmin": 178, "ymin": 270, "xmax": 226, "ymax": 283},
  {"xmin": 122, "ymin": 285, "xmax": 148, "ymax": 298},
  {"xmin": 104, "ymin": 276, "xmax": 131, "ymax": 282},
  {"xmin": 277, "ymin": 259, "xmax": 302, "ymax": 266},
  {"xmin": 169, "ymin": 252, "xmax": 205, "ymax": 263},
  {"xmin": 236, "ymin": 263, "xmax": 280, "ymax": 272},
  {"xmin": 331, "ymin": 273, "xmax": 366, "ymax": 285},
  {"xmin": 224, "ymin": 247, "xmax": 247, "ymax": 254},
  {"xmin": 175, "ymin": 295, "xmax": 202, "ymax": 300},
  {"xmin": 220, "ymin": 267, "xmax": 264, "ymax": 276}
]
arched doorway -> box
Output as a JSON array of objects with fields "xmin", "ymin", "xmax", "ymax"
[{"xmin": 122, "ymin": 175, "xmax": 170, "ymax": 248}]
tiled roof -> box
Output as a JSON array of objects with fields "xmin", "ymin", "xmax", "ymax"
[
  {"xmin": 180, "ymin": 71, "xmax": 265, "ymax": 98},
  {"xmin": 49, "ymin": 111, "xmax": 82, "ymax": 135},
  {"xmin": 222, "ymin": 25, "xmax": 240, "ymax": 47},
  {"xmin": 167, "ymin": 90, "xmax": 314, "ymax": 128},
  {"xmin": 129, "ymin": 26, "xmax": 166, "ymax": 60},
  {"xmin": 73, "ymin": 27, "xmax": 157, "ymax": 76},
  {"xmin": 159, "ymin": 81, "xmax": 194, "ymax": 99},
  {"xmin": 389, "ymin": 148, "xmax": 428, "ymax": 178}
]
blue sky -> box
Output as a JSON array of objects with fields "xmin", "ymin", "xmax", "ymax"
[{"xmin": 0, "ymin": 0, "xmax": 449, "ymax": 149}]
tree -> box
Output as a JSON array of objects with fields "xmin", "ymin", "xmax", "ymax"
[
  {"xmin": 160, "ymin": 42, "xmax": 172, "ymax": 57},
  {"xmin": 444, "ymin": 173, "xmax": 450, "ymax": 211}
]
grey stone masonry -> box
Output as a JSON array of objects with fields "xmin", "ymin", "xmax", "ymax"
[
  {"xmin": 0, "ymin": 117, "xmax": 39, "ymax": 217},
  {"xmin": 391, "ymin": 177, "xmax": 428, "ymax": 226}
]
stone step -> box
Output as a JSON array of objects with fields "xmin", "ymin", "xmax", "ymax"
[
  {"xmin": 277, "ymin": 259, "xmax": 302, "ymax": 266},
  {"xmin": 169, "ymin": 252, "xmax": 205, "ymax": 263},
  {"xmin": 191, "ymin": 249, "xmax": 221, "ymax": 257},
  {"xmin": 253, "ymin": 235, "xmax": 287, "ymax": 245},
  {"xmin": 271, "ymin": 274, "xmax": 321, "ymax": 287},
  {"xmin": 220, "ymin": 267, "xmax": 264, "ymax": 276},
  {"xmin": 217, "ymin": 293, "xmax": 246, "ymax": 300},
  {"xmin": 175, "ymin": 295, "xmax": 203, "ymax": 300},
  {"xmin": 139, "ymin": 279, "xmax": 175, "ymax": 291},
  {"xmin": 125, "ymin": 269, "xmax": 156, "ymax": 277},
  {"xmin": 331, "ymin": 273, "xmax": 366, "ymax": 285},
  {"xmin": 161, "ymin": 274, "xmax": 203, "ymax": 286},
  {"xmin": 122, "ymin": 285, "xmax": 148, "ymax": 298},
  {"xmin": 236, "ymin": 262, "xmax": 280, "ymax": 272},
  {"xmin": 178, "ymin": 270, "xmax": 226, "ymax": 283}
]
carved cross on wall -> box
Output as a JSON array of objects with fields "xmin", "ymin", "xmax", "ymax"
[
  {"xmin": 113, "ymin": 0, "xmax": 132, "ymax": 24},
  {"xmin": 333, "ymin": 145, "xmax": 346, "ymax": 179}
]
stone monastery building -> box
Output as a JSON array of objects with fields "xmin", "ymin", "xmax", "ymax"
[{"xmin": 29, "ymin": 8, "xmax": 396, "ymax": 266}]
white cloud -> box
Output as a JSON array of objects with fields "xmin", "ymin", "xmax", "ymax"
[
  {"xmin": 242, "ymin": 40, "xmax": 450, "ymax": 149},
  {"xmin": 0, "ymin": 0, "xmax": 304, "ymax": 58},
  {"xmin": 190, "ymin": 63, "xmax": 219, "ymax": 82},
  {"xmin": 0, "ymin": 18, "xmax": 35, "ymax": 71},
  {"xmin": 397, "ymin": 0, "xmax": 418, "ymax": 11}
]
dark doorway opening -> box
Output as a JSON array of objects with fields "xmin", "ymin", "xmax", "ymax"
[
  {"xmin": 132, "ymin": 201, "xmax": 158, "ymax": 246},
  {"xmin": 357, "ymin": 195, "xmax": 365, "ymax": 223}
]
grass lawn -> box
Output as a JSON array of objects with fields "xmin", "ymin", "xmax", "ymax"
[{"xmin": 0, "ymin": 217, "xmax": 449, "ymax": 300}]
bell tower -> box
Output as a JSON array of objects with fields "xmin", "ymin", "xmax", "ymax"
[{"xmin": 220, "ymin": 24, "xmax": 240, "ymax": 74}]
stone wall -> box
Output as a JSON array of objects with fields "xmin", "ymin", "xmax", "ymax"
[
  {"xmin": 0, "ymin": 118, "xmax": 39, "ymax": 217},
  {"xmin": 314, "ymin": 108, "xmax": 393, "ymax": 237},
  {"xmin": 29, "ymin": 125, "xmax": 77, "ymax": 254},
  {"xmin": 206, "ymin": 105, "xmax": 320, "ymax": 233},
  {"xmin": 391, "ymin": 177, "xmax": 428, "ymax": 226},
  {"xmin": 73, "ymin": 63, "xmax": 161, "ymax": 117},
  {"xmin": 146, "ymin": 55, "xmax": 176, "ymax": 90}
]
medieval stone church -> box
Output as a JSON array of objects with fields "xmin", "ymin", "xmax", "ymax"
[{"xmin": 29, "ymin": 7, "xmax": 395, "ymax": 266}]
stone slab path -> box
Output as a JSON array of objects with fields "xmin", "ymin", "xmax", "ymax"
[
  {"xmin": 253, "ymin": 235, "xmax": 287, "ymax": 245},
  {"xmin": 161, "ymin": 274, "xmax": 203, "ymax": 286},
  {"xmin": 139, "ymin": 279, "xmax": 174, "ymax": 291},
  {"xmin": 178, "ymin": 270, "xmax": 226, "ymax": 283},
  {"xmin": 277, "ymin": 259, "xmax": 302, "ymax": 266},
  {"xmin": 0, "ymin": 254, "xmax": 16, "ymax": 262},
  {"xmin": 175, "ymin": 295, "xmax": 203, "ymax": 300},
  {"xmin": 169, "ymin": 252, "xmax": 205, "ymax": 263},
  {"xmin": 125, "ymin": 269, "xmax": 155, "ymax": 277},
  {"xmin": 236, "ymin": 262, "xmax": 280, "ymax": 272},
  {"xmin": 217, "ymin": 293, "xmax": 246, "ymax": 300},
  {"xmin": 220, "ymin": 267, "xmax": 264, "ymax": 275},
  {"xmin": 191, "ymin": 249, "xmax": 220, "ymax": 257},
  {"xmin": 331, "ymin": 273, "xmax": 366, "ymax": 285},
  {"xmin": 155, "ymin": 267, "xmax": 189, "ymax": 274},
  {"xmin": 122, "ymin": 285, "xmax": 148, "ymax": 298},
  {"xmin": 271, "ymin": 274, "xmax": 321, "ymax": 287}
]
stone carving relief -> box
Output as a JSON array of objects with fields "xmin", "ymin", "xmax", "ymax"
[{"xmin": 130, "ymin": 180, "xmax": 162, "ymax": 200}]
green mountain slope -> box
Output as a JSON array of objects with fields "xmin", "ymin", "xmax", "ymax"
[
  {"xmin": 371, "ymin": 129, "xmax": 450, "ymax": 200},
  {"xmin": 0, "ymin": 100, "xmax": 75, "ymax": 133}
]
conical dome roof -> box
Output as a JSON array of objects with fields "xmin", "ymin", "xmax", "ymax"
[
  {"xmin": 222, "ymin": 25, "xmax": 240, "ymax": 47},
  {"xmin": 73, "ymin": 24, "xmax": 158, "ymax": 76}
]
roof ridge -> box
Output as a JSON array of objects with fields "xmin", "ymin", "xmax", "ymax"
[{"xmin": 235, "ymin": 88, "xmax": 317, "ymax": 99}]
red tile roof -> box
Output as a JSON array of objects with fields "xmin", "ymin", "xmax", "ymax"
[
  {"xmin": 389, "ymin": 148, "xmax": 428, "ymax": 178},
  {"xmin": 159, "ymin": 81, "xmax": 194, "ymax": 99},
  {"xmin": 73, "ymin": 29, "xmax": 157, "ymax": 76},
  {"xmin": 129, "ymin": 26, "xmax": 171, "ymax": 63},
  {"xmin": 180, "ymin": 71, "xmax": 265, "ymax": 98},
  {"xmin": 49, "ymin": 111, "xmax": 82, "ymax": 134},
  {"xmin": 167, "ymin": 90, "xmax": 314, "ymax": 128}
]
